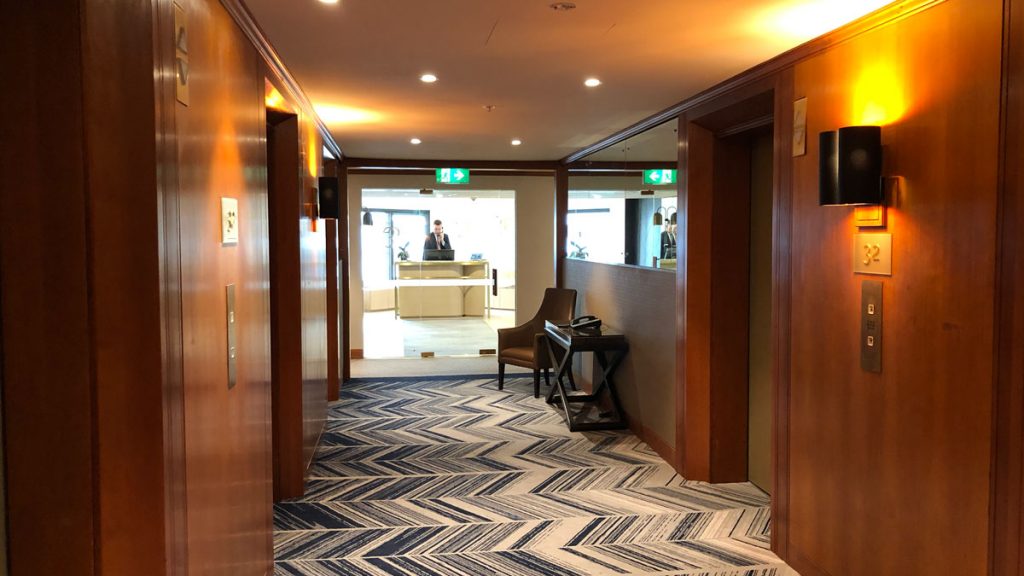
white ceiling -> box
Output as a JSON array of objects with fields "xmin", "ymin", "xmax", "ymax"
[{"xmin": 246, "ymin": 0, "xmax": 894, "ymax": 161}]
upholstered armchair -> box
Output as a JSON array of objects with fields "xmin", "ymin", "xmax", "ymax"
[{"xmin": 497, "ymin": 288, "xmax": 577, "ymax": 398}]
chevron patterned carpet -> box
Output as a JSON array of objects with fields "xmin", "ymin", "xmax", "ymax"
[{"xmin": 274, "ymin": 375, "xmax": 794, "ymax": 575}]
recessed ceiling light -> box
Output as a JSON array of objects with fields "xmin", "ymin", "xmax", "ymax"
[
  {"xmin": 584, "ymin": 77, "xmax": 602, "ymax": 88},
  {"xmin": 420, "ymin": 73, "xmax": 438, "ymax": 83},
  {"xmin": 511, "ymin": 139, "xmax": 522, "ymax": 146},
  {"xmin": 410, "ymin": 138, "xmax": 422, "ymax": 145},
  {"xmin": 550, "ymin": 2, "xmax": 576, "ymax": 11},
  {"xmin": 318, "ymin": 0, "xmax": 339, "ymax": 4}
]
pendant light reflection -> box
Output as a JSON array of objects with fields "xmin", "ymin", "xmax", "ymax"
[
  {"xmin": 652, "ymin": 206, "xmax": 677, "ymax": 226},
  {"xmin": 362, "ymin": 208, "xmax": 373, "ymax": 226}
]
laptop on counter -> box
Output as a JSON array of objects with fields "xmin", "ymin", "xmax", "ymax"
[{"xmin": 423, "ymin": 249, "xmax": 455, "ymax": 261}]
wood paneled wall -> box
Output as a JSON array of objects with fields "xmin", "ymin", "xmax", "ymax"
[
  {"xmin": 564, "ymin": 259, "xmax": 676, "ymax": 460},
  {"xmin": 657, "ymin": 0, "xmax": 1007, "ymax": 572},
  {"xmin": 175, "ymin": 1, "xmax": 274, "ymax": 571},
  {"xmin": 2, "ymin": 3, "xmax": 97, "ymax": 572},
  {"xmin": 2, "ymin": 1, "xmax": 170, "ymax": 573},
  {"xmin": 782, "ymin": 1, "xmax": 1001, "ymax": 573}
]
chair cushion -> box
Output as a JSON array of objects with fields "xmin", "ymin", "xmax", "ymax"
[{"xmin": 500, "ymin": 346, "xmax": 534, "ymax": 365}]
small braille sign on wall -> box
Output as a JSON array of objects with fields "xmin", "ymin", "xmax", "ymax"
[
  {"xmin": 792, "ymin": 97, "xmax": 808, "ymax": 157},
  {"xmin": 174, "ymin": 3, "xmax": 189, "ymax": 106},
  {"xmin": 221, "ymin": 197, "xmax": 238, "ymax": 245}
]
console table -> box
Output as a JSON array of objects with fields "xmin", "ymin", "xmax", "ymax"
[{"xmin": 543, "ymin": 320, "xmax": 629, "ymax": 432}]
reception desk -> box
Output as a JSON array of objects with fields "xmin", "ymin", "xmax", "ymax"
[{"xmin": 394, "ymin": 260, "xmax": 492, "ymax": 318}]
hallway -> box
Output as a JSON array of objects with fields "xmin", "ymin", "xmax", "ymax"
[{"xmin": 273, "ymin": 375, "xmax": 789, "ymax": 575}]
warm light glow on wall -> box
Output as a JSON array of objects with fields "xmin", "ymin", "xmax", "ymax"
[
  {"xmin": 265, "ymin": 83, "xmax": 289, "ymax": 111},
  {"xmin": 314, "ymin": 104, "xmax": 382, "ymax": 125},
  {"xmin": 851, "ymin": 61, "xmax": 908, "ymax": 125},
  {"xmin": 306, "ymin": 121, "xmax": 320, "ymax": 178},
  {"xmin": 750, "ymin": 0, "xmax": 893, "ymax": 42}
]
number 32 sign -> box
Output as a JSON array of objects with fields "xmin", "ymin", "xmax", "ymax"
[{"xmin": 854, "ymin": 233, "xmax": 892, "ymax": 276}]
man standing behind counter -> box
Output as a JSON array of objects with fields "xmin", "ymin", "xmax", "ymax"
[{"xmin": 424, "ymin": 219, "xmax": 452, "ymax": 250}]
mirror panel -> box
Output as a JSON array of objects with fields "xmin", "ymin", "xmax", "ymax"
[{"xmin": 567, "ymin": 119, "xmax": 678, "ymax": 270}]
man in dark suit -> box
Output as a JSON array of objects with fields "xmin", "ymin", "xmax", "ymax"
[
  {"xmin": 424, "ymin": 219, "xmax": 452, "ymax": 250},
  {"xmin": 660, "ymin": 222, "xmax": 677, "ymax": 259}
]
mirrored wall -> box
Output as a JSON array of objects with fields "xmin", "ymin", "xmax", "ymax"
[{"xmin": 567, "ymin": 119, "xmax": 678, "ymax": 270}]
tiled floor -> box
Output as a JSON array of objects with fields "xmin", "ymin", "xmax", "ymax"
[
  {"xmin": 273, "ymin": 375, "xmax": 795, "ymax": 575},
  {"xmin": 363, "ymin": 310, "xmax": 516, "ymax": 358}
]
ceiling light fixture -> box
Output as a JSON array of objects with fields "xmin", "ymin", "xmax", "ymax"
[
  {"xmin": 584, "ymin": 78, "xmax": 602, "ymax": 88},
  {"xmin": 550, "ymin": 2, "xmax": 576, "ymax": 11},
  {"xmin": 511, "ymin": 139, "xmax": 522, "ymax": 146},
  {"xmin": 410, "ymin": 138, "xmax": 422, "ymax": 145},
  {"xmin": 420, "ymin": 73, "xmax": 437, "ymax": 83},
  {"xmin": 318, "ymin": 0, "xmax": 339, "ymax": 4}
]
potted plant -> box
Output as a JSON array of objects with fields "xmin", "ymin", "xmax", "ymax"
[
  {"xmin": 569, "ymin": 241, "xmax": 588, "ymax": 260},
  {"xmin": 397, "ymin": 242, "xmax": 410, "ymax": 261}
]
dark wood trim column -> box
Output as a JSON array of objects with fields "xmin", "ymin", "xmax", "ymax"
[
  {"xmin": 154, "ymin": 0, "xmax": 187, "ymax": 572},
  {"xmin": 324, "ymin": 159, "xmax": 342, "ymax": 400},
  {"xmin": 993, "ymin": 0, "xmax": 1024, "ymax": 573},
  {"xmin": 1, "ymin": 4, "xmax": 96, "ymax": 572},
  {"xmin": 268, "ymin": 113, "xmax": 306, "ymax": 501},
  {"xmin": 325, "ymin": 209, "xmax": 340, "ymax": 402},
  {"xmin": 675, "ymin": 82, "xmax": 777, "ymax": 484},
  {"xmin": 678, "ymin": 119, "xmax": 714, "ymax": 481},
  {"xmin": 555, "ymin": 166, "xmax": 569, "ymax": 287},
  {"xmin": 769, "ymin": 68, "xmax": 794, "ymax": 560},
  {"xmin": 338, "ymin": 167, "xmax": 352, "ymax": 382}
]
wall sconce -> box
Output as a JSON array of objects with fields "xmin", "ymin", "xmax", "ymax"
[
  {"xmin": 819, "ymin": 126, "xmax": 883, "ymax": 206},
  {"xmin": 362, "ymin": 208, "xmax": 373, "ymax": 226}
]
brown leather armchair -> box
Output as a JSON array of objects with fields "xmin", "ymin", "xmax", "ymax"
[{"xmin": 497, "ymin": 287, "xmax": 577, "ymax": 398}]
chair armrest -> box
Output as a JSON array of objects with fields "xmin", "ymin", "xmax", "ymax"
[
  {"xmin": 532, "ymin": 332, "xmax": 553, "ymax": 369},
  {"xmin": 498, "ymin": 322, "xmax": 538, "ymax": 351}
]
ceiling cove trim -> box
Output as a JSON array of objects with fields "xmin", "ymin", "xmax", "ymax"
[
  {"xmin": 347, "ymin": 169, "xmax": 555, "ymax": 177},
  {"xmin": 342, "ymin": 158, "xmax": 559, "ymax": 171},
  {"xmin": 568, "ymin": 161, "xmax": 677, "ymax": 171},
  {"xmin": 561, "ymin": 0, "xmax": 945, "ymax": 164},
  {"xmin": 221, "ymin": 0, "xmax": 344, "ymax": 160}
]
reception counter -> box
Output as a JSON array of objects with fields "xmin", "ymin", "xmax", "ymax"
[{"xmin": 394, "ymin": 260, "xmax": 492, "ymax": 318}]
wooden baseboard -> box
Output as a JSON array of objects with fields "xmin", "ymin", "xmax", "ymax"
[
  {"xmin": 642, "ymin": 424, "xmax": 675, "ymax": 468},
  {"xmin": 784, "ymin": 546, "xmax": 831, "ymax": 576},
  {"xmin": 629, "ymin": 420, "xmax": 675, "ymax": 470},
  {"xmin": 351, "ymin": 348, "xmax": 364, "ymax": 360}
]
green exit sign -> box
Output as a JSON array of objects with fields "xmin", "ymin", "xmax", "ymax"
[
  {"xmin": 643, "ymin": 169, "xmax": 677, "ymax": 185},
  {"xmin": 436, "ymin": 168, "xmax": 470, "ymax": 184}
]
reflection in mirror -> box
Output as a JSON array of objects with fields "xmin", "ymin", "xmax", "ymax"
[{"xmin": 567, "ymin": 119, "xmax": 678, "ymax": 270}]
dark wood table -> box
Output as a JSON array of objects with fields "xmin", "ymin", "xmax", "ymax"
[{"xmin": 543, "ymin": 320, "xmax": 629, "ymax": 432}]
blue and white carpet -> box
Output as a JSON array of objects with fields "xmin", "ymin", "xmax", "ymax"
[{"xmin": 274, "ymin": 375, "xmax": 794, "ymax": 575}]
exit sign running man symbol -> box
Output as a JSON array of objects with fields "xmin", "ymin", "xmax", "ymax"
[
  {"xmin": 643, "ymin": 169, "xmax": 677, "ymax": 185},
  {"xmin": 436, "ymin": 168, "xmax": 470, "ymax": 184}
]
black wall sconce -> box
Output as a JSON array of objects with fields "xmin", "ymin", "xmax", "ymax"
[
  {"xmin": 819, "ymin": 126, "xmax": 883, "ymax": 206},
  {"xmin": 361, "ymin": 208, "xmax": 373, "ymax": 226}
]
